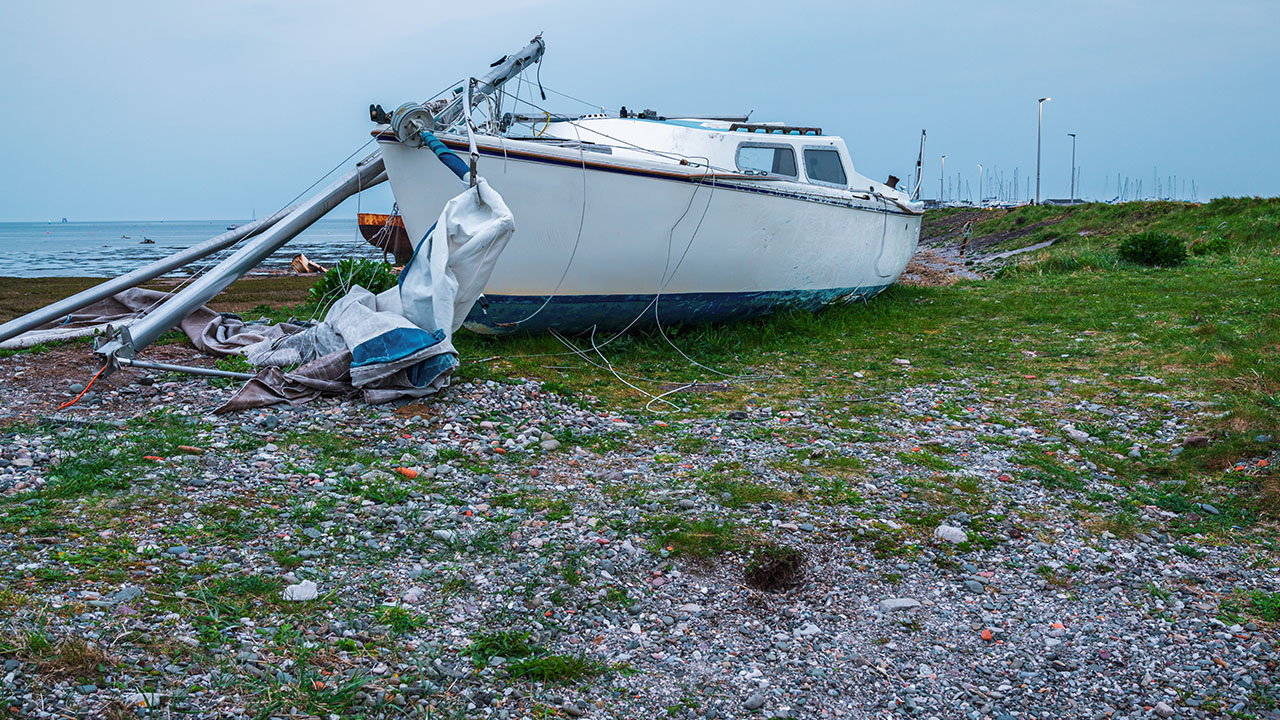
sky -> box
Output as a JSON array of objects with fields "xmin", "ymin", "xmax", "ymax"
[{"xmin": 1, "ymin": 0, "xmax": 1277, "ymax": 221}]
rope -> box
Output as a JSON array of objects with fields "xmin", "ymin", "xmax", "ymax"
[
  {"xmin": 541, "ymin": 85, "xmax": 606, "ymax": 112},
  {"xmin": 57, "ymin": 364, "xmax": 106, "ymax": 411}
]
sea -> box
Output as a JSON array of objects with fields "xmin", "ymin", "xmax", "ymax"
[{"xmin": 0, "ymin": 218, "xmax": 379, "ymax": 278}]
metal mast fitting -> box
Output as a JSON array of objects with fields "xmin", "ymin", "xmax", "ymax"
[
  {"xmin": 431, "ymin": 35, "xmax": 546, "ymax": 132},
  {"xmin": 95, "ymin": 153, "xmax": 387, "ymax": 366},
  {"xmin": 0, "ymin": 210, "xmax": 294, "ymax": 345}
]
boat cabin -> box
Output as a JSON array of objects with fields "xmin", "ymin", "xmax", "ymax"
[{"xmin": 532, "ymin": 116, "xmax": 897, "ymax": 196}]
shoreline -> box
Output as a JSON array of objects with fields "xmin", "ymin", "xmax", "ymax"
[{"xmin": 0, "ymin": 274, "xmax": 318, "ymax": 323}]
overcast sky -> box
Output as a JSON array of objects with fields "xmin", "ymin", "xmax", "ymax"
[{"xmin": 2, "ymin": 0, "xmax": 1276, "ymax": 221}]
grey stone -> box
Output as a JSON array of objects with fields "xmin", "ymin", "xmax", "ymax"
[
  {"xmin": 281, "ymin": 579, "xmax": 318, "ymax": 602},
  {"xmin": 934, "ymin": 525, "xmax": 968, "ymax": 544},
  {"xmin": 744, "ymin": 693, "xmax": 766, "ymax": 711},
  {"xmin": 111, "ymin": 586, "xmax": 143, "ymax": 604},
  {"xmin": 878, "ymin": 598, "xmax": 921, "ymax": 613}
]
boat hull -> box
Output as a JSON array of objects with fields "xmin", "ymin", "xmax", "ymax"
[{"xmin": 378, "ymin": 135, "xmax": 921, "ymax": 334}]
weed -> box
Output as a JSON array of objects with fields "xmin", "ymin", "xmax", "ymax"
[
  {"xmin": 1035, "ymin": 565, "xmax": 1074, "ymax": 588},
  {"xmin": 604, "ymin": 586, "xmax": 635, "ymax": 607},
  {"xmin": 269, "ymin": 549, "xmax": 304, "ymax": 570},
  {"xmin": 378, "ymin": 606, "xmax": 424, "ymax": 634},
  {"xmin": 896, "ymin": 450, "xmax": 960, "ymax": 472},
  {"xmin": 309, "ymin": 258, "xmax": 396, "ymax": 307}
]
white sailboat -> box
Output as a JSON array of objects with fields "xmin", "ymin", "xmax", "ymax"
[{"xmin": 375, "ymin": 36, "xmax": 922, "ymax": 335}]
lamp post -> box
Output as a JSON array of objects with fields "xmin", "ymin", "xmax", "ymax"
[
  {"xmin": 1036, "ymin": 97, "xmax": 1051, "ymax": 204},
  {"xmin": 976, "ymin": 163, "xmax": 983, "ymax": 207},
  {"xmin": 940, "ymin": 155, "xmax": 947, "ymax": 203},
  {"xmin": 1067, "ymin": 132, "xmax": 1077, "ymax": 202}
]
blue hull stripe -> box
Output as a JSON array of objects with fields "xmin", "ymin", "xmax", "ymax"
[
  {"xmin": 462, "ymin": 286, "xmax": 891, "ymax": 334},
  {"xmin": 376, "ymin": 133, "xmax": 919, "ymax": 217}
]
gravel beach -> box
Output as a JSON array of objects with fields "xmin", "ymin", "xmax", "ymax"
[{"xmin": 1, "ymin": 337, "xmax": 1276, "ymax": 720}]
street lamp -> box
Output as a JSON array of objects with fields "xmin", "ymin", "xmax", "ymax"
[
  {"xmin": 940, "ymin": 155, "xmax": 947, "ymax": 202},
  {"xmin": 1036, "ymin": 97, "xmax": 1051, "ymax": 204},
  {"xmin": 1067, "ymin": 132, "xmax": 1077, "ymax": 202},
  {"xmin": 977, "ymin": 163, "xmax": 983, "ymax": 207}
]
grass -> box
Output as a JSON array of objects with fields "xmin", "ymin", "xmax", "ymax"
[
  {"xmin": 469, "ymin": 630, "xmax": 609, "ymax": 683},
  {"xmin": 1246, "ymin": 590, "xmax": 1280, "ymax": 622},
  {"xmin": 15, "ymin": 636, "xmax": 115, "ymax": 683},
  {"xmin": 1174, "ymin": 543, "xmax": 1207, "ymax": 559},
  {"xmin": 35, "ymin": 411, "xmax": 203, "ymax": 499},
  {"xmin": 644, "ymin": 516, "xmax": 745, "ymax": 557},
  {"xmin": 508, "ymin": 654, "xmax": 607, "ymax": 683},
  {"xmin": 492, "ymin": 490, "xmax": 573, "ymax": 520},
  {"xmin": 378, "ymin": 605, "xmax": 424, "ymax": 634},
  {"xmin": 470, "ymin": 630, "xmax": 539, "ymax": 667},
  {"xmin": 697, "ymin": 473, "xmax": 789, "ymax": 508},
  {"xmin": 209, "ymin": 574, "xmax": 279, "ymax": 597}
]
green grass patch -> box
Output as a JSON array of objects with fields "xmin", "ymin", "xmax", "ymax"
[
  {"xmin": 644, "ymin": 516, "xmax": 745, "ymax": 557},
  {"xmin": 470, "ymin": 630, "xmax": 539, "ymax": 667},
  {"xmin": 378, "ymin": 605, "xmax": 424, "ymax": 634},
  {"xmin": 508, "ymin": 654, "xmax": 607, "ymax": 683}
]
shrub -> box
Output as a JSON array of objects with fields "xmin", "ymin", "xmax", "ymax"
[
  {"xmin": 308, "ymin": 258, "xmax": 396, "ymax": 308},
  {"xmin": 1117, "ymin": 231, "xmax": 1187, "ymax": 267}
]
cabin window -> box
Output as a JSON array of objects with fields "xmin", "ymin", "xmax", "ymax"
[
  {"xmin": 735, "ymin": 144, "xmax": 797, "ymax": 178},
  {"xmin": 803, "ymin": 148, "xmax": 847, "ymax": 186}
]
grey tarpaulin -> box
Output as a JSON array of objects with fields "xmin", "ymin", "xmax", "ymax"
[
  {"xmin": 220, "ymin": 178, "xmax": 514, "ymax": 411},
  {"xmin": 0, "ymin": 288, "xmax": 306, "ymax": 353}
]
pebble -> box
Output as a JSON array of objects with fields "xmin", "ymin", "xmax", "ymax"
[
  {"xmin": 878, "ymin": 598, "xmax": 922, "ymax": 613},
  {"xmin": 281, "ymin": 579, "xmax": 318, "ymax": 602},
  {"xmin": 0, "ymin": 356, "xmax": 1274, "ymax": 720}
]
